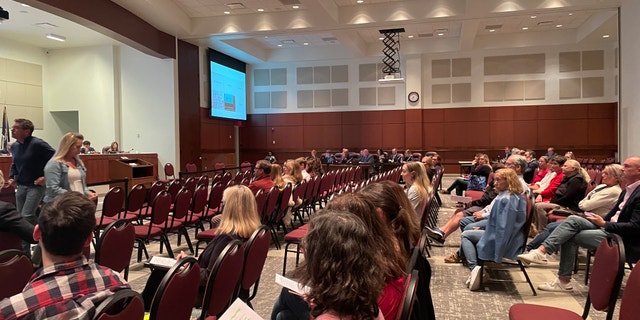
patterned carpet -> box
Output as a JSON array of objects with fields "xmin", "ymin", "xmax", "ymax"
[{"xmin": 122, "ymin": 175, "xmax": 628, "ymax": 320}]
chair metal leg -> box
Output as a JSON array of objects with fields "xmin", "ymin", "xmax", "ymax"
[
  {"xmin": 181, "ymin": 227, "xmax": 194, "ymax": 254},
  {"xmin": 518, "ymin": 261, "xmax": 537, "ymax": 296}
]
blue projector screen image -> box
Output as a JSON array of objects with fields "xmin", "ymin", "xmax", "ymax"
[{"xmin": 210, "ymin": 61, "xmax": 246, "ymax": 120}]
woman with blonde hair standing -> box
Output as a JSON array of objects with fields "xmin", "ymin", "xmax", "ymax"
[{"xmin": 43, "ymin": 132, "xmax": 97, "ymax": 204}]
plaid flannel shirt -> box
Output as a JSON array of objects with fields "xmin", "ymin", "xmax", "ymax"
[{"xmin": 0, "ymin": 256, "xmax": 129, "ymax": 320}]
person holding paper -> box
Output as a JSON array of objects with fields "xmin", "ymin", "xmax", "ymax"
[
  {"xmin": 299, "ymin": 210, "xmax": 386, "ymax": 320},
  {"xmin": 141, "ymin": 184, "xmax": 262, "ymax": 308},
  {"xmin": 272, "ymin": 193, "xmax": 405, "ymax": 320}
]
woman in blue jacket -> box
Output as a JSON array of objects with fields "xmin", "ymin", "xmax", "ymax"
[
  {"xmin": 461, "ymin": 168, "xmax": 526, "ymax": 291},
  {"xmin": 43, "ymin": 132, "xmax": 97, "ymax": 203}
]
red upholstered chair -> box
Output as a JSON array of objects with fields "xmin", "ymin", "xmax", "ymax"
[
  {"xmin": 509, "ymin": 234, "xmax": 626, "ymax": 320},
  {"xmin": 148, "ymin": 257, "xmax": 201, "ymax": 320},
  {"xmin": 290, "ymin": 181, "xmax": 308, "ymax": 226},
  {"xmin": 186, "ymin": 163, "xmax": 198, "ymax": 173},
  {"xmin": 199, "ymin": 240, "xmax": 245, "ymax": 320},
  {"xmin": 183, "ymin": 176, "xmax": 197, "ymax": 195},
  {"xmin": 0, "ymin": 231, "xmax": 22, "ymax": 252},
  {"xmin": 93, "ymin": 289, "xmax": 145, "ymax": 320},
  {"xmin": 167, "ymin": 188, "xmax": 194, "ymax": 254},
  {"xmin": 282, "ymin": 224, "xmax": 308, "ymax": 275},
  {"xmin": 221, "ymin": 171, "xmax": 233, "ymax": 187},
  {"xmin": 120, "ymin": 184, "xmax": 147, "ymax": 223},
  {"xmin": 133, "ymin": 190, "xmax": 174, "ymax": 262},
  {"xmin": 240, "ymin": 161, "xmax": 252, "ymax": 172},
  {"xmin": 163, "ymin": 163, "xmax": 175, "ymax": 182},
  {"xmin": 178, "ymin": 184, "xmax": 208, "ymax": 239},
  {"xmin": 196, "ymin": 175, "xmax": 209, "ymax": 189},
  {"xmin": 396, "ymin": 270, "xmax": 419, "ymax": 320},
  {"xmin": 95, "ymin": 187, "xmax": 125, "ymax": 240},
  {"xmin": 236, "ymin": 225, "xmax": 271, "ymax": 307},
  {"xmin": 0, "ymin": 249, "xmax": 33, "ymax": 300},
  {"xmin": 95, "ymin": 219, "xmax": 135, "ymax": 280},
  {"xmin": 619, "ymin": 258, "xmax": 640, "ymax": 320},
  {"xmin": 0, "ymin": 183, "xmax": 16, "ymax": 204},
  {"xmin": 166, "ymin": 179, "xmax": 183, "ymax": 203},
  {"xmin": 200, "ymin": 182, "xmax": 224, "ymax": 230},
  {"xmin": 144, "ymin": 181, "xmax": 166, "ymax": 219}
]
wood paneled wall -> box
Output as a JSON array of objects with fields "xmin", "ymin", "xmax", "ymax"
[{"xmin": 198, "ymin": 102, "xmax": 617, "ymax": 169}]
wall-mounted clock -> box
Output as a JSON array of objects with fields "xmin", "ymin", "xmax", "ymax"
[{"xmin": 408, "ymin": 91, "xmax": 420, "ymax": 103}]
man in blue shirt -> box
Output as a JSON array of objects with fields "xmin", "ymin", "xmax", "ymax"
[{"xmin": 7, "ymin": 118, "xmax": 55, "ymax": 257}]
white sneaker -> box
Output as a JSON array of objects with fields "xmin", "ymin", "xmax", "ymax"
[
  {"xmin": 517, "ymin": 249, "xmax": 548, "ymax": 265},
  {"xmin": 538, "ymin": 278, "xmax": 573, "ymax": 292},
  {"xmin": 469, "ymin": 266, "xmax": 482, "ymax": 291}
]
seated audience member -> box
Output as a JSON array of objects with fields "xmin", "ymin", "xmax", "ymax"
[
  {"xmin": 79, "ymin": 140, "xmax": 95, "ymax": 154},
  {"xmin": 272, "ymin": 194, "xmax": 406, "ymax": 320},
  {"xmin": 564, "ymin": 151, "xmax": 576, "ymax": 160},
  {"xmin": 320, "ymin": 149, "xmax": 334, "ymax": 164},
  {"xmin": 43, "ymin": 132, "xmax": 98, "ymax": 204},
  {"xmin": 426, "ymin": 177, "xmax": 498, "ymax": 248},
  {"xmin": 525, "ymin": 163, "xmax": 623, "ymax": 251},
  {"xmin": 283, "ymin": 159, "xmax": 303, "ymax": 186},
  {"xmin": 309, "ymin": 149, "xmax": 317, "ymax": 160},
  {"xmin": 443, "ymin": 154, "xmax": 492, "ymax": 196},
  {"xmin": 518, "ymin": 156, "xmax": 640, "ymax": 292},
  {"xmin": 339, "ymin": 148, "xmax": 349, "ymax": 164},
  {"xmin": 533, "ymin": 159, "xmax": 589, "ymax": 234},
  {"xmin": 104, "ymin": 141, "xmax": 120, "ymax": 154},
  {"xmin": 360, "ymin": 149, "xmax": 373, "ymax": 163},
  {"xmin": 0, "ymin": 171, "xmax": 36, "ymax": 244},
  {"xmin": 532, "ymin": 156, "xmax": 565, "ymax": 197},
  {"xmin": 376, "ymin": 149, "xmax": 387, "ymax": 163},
  {"xmin": 421, "ymin": 156, "xmax": 437, "ymax": 181},
  {"xmin": 0, "ymin": 192, "xmax": 129, "ymax": 318},
  {"xmin": 546, "ymin": 147, "xmax": 556, "ymax": 158},
  {"xmin": 248, "ymin": 160, "xmax": 275, "ymax": 194},
  {"xmin": 426, "ymin": 155, "xmax": 529, "ymax": 248},
  {"xmin": 502, "ymin": 146, "xmax": 512, "ymax": 161},
  {"xmin": 307, "ymin": 157, "xmax": 324, "ymax": 177},
  {"xmin": 142, "ymin": 185, "xmax": 261, "ymax": 307},
  {"xmin": 523, "ymin": 150, "xmax": 539, "ymax": 183},
  {"xmin": 389, "ymin": 148, "xmax": 402, "ymax": 163},
  {"xmin": 529, "ymin": 156, "xmax": 549, "ymax": 186},
  {"xmin": 278, "ymin": 210, "xmax": 387, "ymax": 320},
  {"xmin": 296, "ymin": 157, "xmax": 311, "ymax": 182},
  {"xmin": 403, "ymin": 149, "xmax": 413, "ymax": 162},
  {"xmin": 359, "ymin": 181, "xmax": 421, "ymax": 260},
  {"xmin": 460, "ymin": 168, "xmax": 527, "ymax": 291},
  {"xmin": 265, "ymin": 151, "xmax": 277, "ymax": 163},
  {"xmin": 271, "ymin": 163, "xmax": 285, "ymax": 190},
  {"xmin": 401, "ymin": 162, "xmax": 432, "ymax": 214}
]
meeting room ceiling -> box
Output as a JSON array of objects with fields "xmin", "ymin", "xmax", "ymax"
[{"xmin": 0, "ymin": 0, "xmax": 620, "ymax": 64}]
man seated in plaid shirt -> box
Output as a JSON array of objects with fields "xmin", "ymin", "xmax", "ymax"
[{"xmin": 0, "ymin": 192, "xmax": 130, "ymax": 320}]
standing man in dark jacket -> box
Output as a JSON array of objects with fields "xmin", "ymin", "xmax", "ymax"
[{"xmin": 7, "ymin": 118, "xmax": 55, "ymax": 255}]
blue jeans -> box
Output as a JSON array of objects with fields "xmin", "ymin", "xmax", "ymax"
[
  {"xmin": 527, "ymin": 221, "xmax": 560, "ymax": 251},
  {"xmin": 541, "ymin": 216, "xmax": 607, "ymax": 278},
  {"xmin": 271, "ymin": 287, "xmax": 310, "ymax": 320},
  {"xmin": 460, "ymin": 216, "xmax": 487, "ymax": 231},
  {"xmin": 16, "ymin": 185, "xmax": 45, "ymax": 255},
  {"xmin": 461, "ymin": 230, "xmax": 484, "ymax": 270}
]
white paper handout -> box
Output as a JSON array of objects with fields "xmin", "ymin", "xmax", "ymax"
[
  {"xmin": 274, "ymin": 274, "xmax": 311, "ymax": 295},
  {"xmin": 219, "ymin": 298, "xmax": 264, "ymax": 320},
  {"xmin": 148, "ymin": 256, "xmax": 177, "ymax": 269}
]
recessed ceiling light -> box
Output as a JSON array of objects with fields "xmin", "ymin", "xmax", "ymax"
[
  {"xmin": 555, "ymin": 24, "xmax": 563, "ymax": 28},
  {"xmin": 292, "ymin": 5, "xmax": 299, "ymax": 9},
  {"xmin": 224, "ymin": 11, "xmax": 230, "ymax": 14},
  {"xmin": 407, "ymin": 35, "xmax": 414, "ymax": 38},
  {"xmin": 257, "ymin": 8, "xmax": 264, "ymax": 12},
  {"xmin": 522, "ymin": 27, "xmax": 529, "ymax": 30},
  {"xmin": 357, "ymin": 0, "xmax": 364, "ymax": 3},
  {"xmin": 277, "ymin": 44, "xmax": 283, "ymax": 47},
  {"xmin": 602, "ymin": 34, "xmax": 610, "ymax": 38},
  {"xmin": 20, "ymin": 3, "xmax": 30, "ymax": 7},
  {"xmin": 437, "ymin": 33, "xmax": 444, "ymax": 36},
  {"xmin": 488, "ymin": 29, "xmax": 496, "ymax": 32},
  {"xmin": 378, "ymin": 37, "xmax": 384, "ymax": 40},
  {"xmin": 303, "ymin": 42, "xmax": 309, "ymax": 45},
  {"xmin": 530, "ymin": 15, "xmax": 537, "ymax": 19},
  {"xmin": 45, "ymin": 33, "xmax": 66, "ymax": 42},
  {"xmin": 568, "ymin": 12, "xmax": 573, "ymax": 16}
]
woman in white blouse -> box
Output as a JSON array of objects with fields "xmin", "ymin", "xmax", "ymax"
[
  {"xmin": 43, "ymin": 132, "xmax": 97, "ymax": 203},
  {"xmin": 578, "ymin": 164, "xmax": 623, "ymax": 217}
]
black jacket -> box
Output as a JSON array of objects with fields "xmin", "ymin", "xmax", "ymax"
[{"xmin": 0, "ymin": 201, "xmax": 36, "ymax": 243}]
